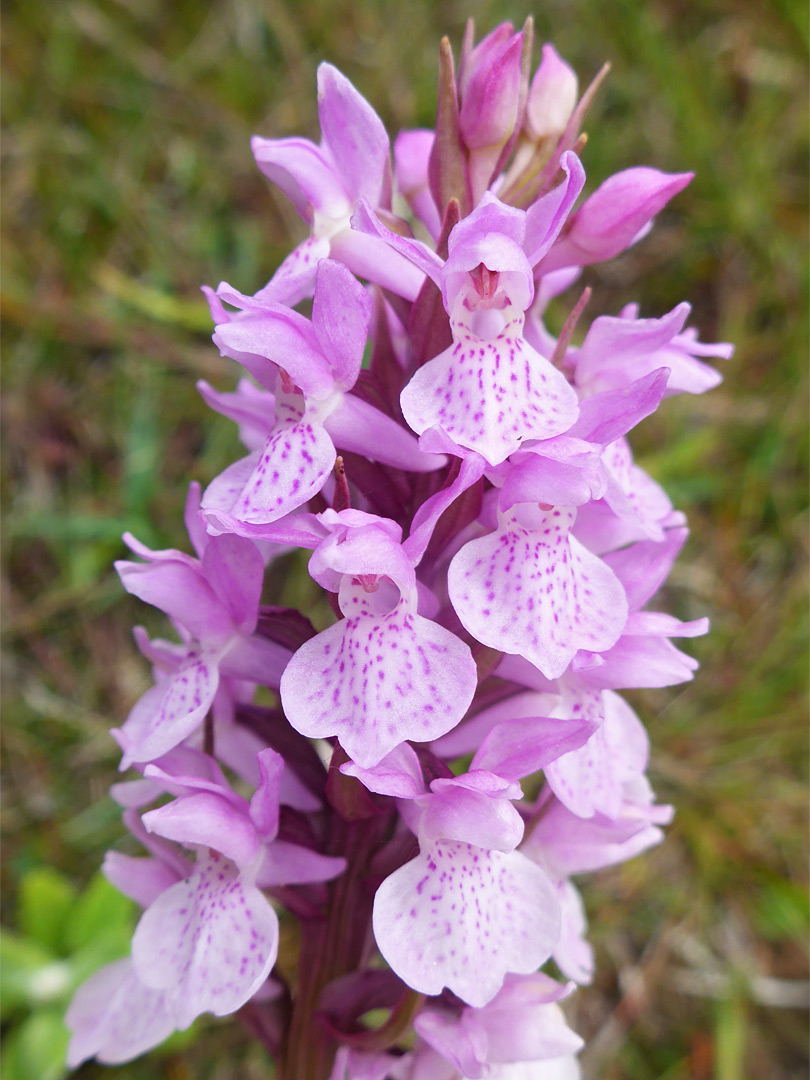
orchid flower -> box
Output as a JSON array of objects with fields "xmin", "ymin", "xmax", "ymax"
[{"xmin": 66, "ymin": 24, "xmax": 724, "ymax": 1076}]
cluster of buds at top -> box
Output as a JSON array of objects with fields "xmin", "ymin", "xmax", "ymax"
[{"xmin": 66, "ymin": 17, "xmax": 731, "ymax": 1080}]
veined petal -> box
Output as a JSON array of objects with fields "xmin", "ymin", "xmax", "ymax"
[
  {"xmin": 524, "ymin": 152, "xmax": 586, "ymax": 266},
  {"xmin": 603, "ymin": 528, "xmax": 688, "ymax": 610},
  {"xmin": 202, "ymin": 532, "xmax": 265, "ymax": 634},
  {"xmin": 573, "ymin": 303, "xmax": 691, "ymax": 395},
  {"xmin": 280, "ymin": 601, "xmax": 477, "ymax": 768},
  {"xmin": 448, "ymin": 507, "xmax": 628, "ymax": 679},
  {"xmin": 329, "ymin": 228, "xmax": 427, "ymax": 301},
  {"xmin": 351, "ymin": 197, "xmax": 444, "ymax": 283},
  {"xmin": 220, "ymin": 633, "xmax": 290, "ymax": 688},
  {"xmin": 132, "ymin": 849, "xmax": 278, "ymax": 1029},
  {"xmin": 212, "ymin": 308, "xmax": 333, "ymax": 400},
  {"xmin": 340, "ymin": 742, "xmax": 426, "ymax": 797},
  {"xmin": 317, "ymin": 63, "xmax": 390, "ymax": 205},
  {"xmin": 553, "ymin": 879, "xmax": 594, "ymax": 985},
  {"xmin": 102, "ymin": 852, "xmax": 179, "ymax": 909},
  {"xmin": 401, "ymin": 331, "xmax": 579, "ymax": 465},
  {"xmin": 308, "ymin": 517, "xmax": 411, "ymax": 596},
  {"xmin": 470, "ymin": 714, "xmax": 598, "ymax": 781},
  {"xmin": 394, "ymin": 128, "xmax": 441, "ymax": 239},
  {"xmin": 115, "ymin": 558, "xmax": 231, "ymax": 644},
  {"xmin": 468, "ymin": 976, "xmax": 584, "ymax": 1064},
  {"xmin": 420, "ymin": 780, "xmax": 525, "ymax": 853},
  {"xmin": 248, "ymin": 748, "xmax": 283, "ymax": 840},
  {"xmin": 182, "ymin": 481, "xmax": 208, "ymax": 560},
  {"xmin": 498, "ymin": 447, "xmax": 603, "ymax": 510},
  {"xmin": 197, "ymin": 378, "xmax": 273, "ymax": 452},
  {"xmin": 373, "ymin": 841, "xmax": 560, "ymax": 1007},
  {"xmin": 523, "ymin": 798, "xmax": 666, "ymax": 877},
  {"xmin": 573, "ymin": 634, "xmax": 700, "ymax": 690}
]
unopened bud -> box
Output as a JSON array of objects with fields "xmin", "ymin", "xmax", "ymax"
[
  {"xmin": 459, "ymin": 29, "xmax": 524, "ymax": 152},
  {"xmin": 526, "ymin": 44, "xmax": 578, "ymax": 142}
]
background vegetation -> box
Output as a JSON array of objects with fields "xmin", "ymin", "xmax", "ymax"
[{"xmin": 2, "ymin": 0, "xmax": 807, "ymax": 1077}]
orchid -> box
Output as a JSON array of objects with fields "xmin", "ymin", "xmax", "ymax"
[
  {"xmin": 112, "ymin": 484, "xmax": 290, "ymax": 766},
  {"xmin": 67, "ymin": 18, "xmax": 728, "ymax": 1079}
]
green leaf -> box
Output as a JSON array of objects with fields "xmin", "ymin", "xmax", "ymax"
[
  {"xmin": 754, "ymin": 879, "xmax": 810, "ymax": 942},
  {"xmin": 64, "ymin": 874, "xmax": 136, "ymax": 955},
  {"xmin": 18, "ymin": 868, "xmax": 77, "ymax": 955},
  {"xmin": 0, "ymin": 932, "xmax": 69, "ymax": 1018},
  {"xmin": 95, "ymin": 263, "xmax": 213, "ymax": 332},
  {"xmin": 1, "ymin": 1008, "xmax": 71, "ymax": 1080}
]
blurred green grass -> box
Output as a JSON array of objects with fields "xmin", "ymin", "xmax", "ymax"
[{"xmin": 1, "ymin": 0, "xmax": 807, "ymax": 1077}]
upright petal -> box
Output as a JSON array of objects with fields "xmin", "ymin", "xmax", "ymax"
[
  {"xmin": 523, "ymin": 152, "xmax": 585, "ymax": 266},
  {"xmin": 251, "ymin": 135, "xmax": 348, "ymax": 220},
  {"xmin": 143, "ymin": 791, "xmax": 261, "ymax": 867},
  {"xmin": 115, "ymin": 558, "xmax": 232, "ymax": 644},
  {"xmin": 394, "ymin": 128, "xmax": 441, "ymax": 239},
  {"xmin": 317, "ymin": 63, "xmax": 390, "ymax": 205},
  {"xmin": 202, "ymin": 533, "xmax": 265, "ymax": 634}
]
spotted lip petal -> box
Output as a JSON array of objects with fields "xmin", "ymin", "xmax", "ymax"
[
  {"xmin": 224, "ymin": 415, "xmax": 337, "ymax": 526},
  {"xmin": 372, "ymin": 840, "xmax": 560, "ymax": 1008},
  {"xmin": 280, "ymin": 598, "xmax": 477, "ymax": 768},
  {"xmin": 131, "ymin": 849, "xmax": 279, "ymax": 1030},
  {"xmin": 400, "ymin": 328, "xmax": 579, "ymax": 466},
  {"xmin": 113, "ymin": 650, "xmax": 221, "ymax": 767},
  {"xmin": 448, "ymin": 506, "xmax": 628, "ymax": 680}
]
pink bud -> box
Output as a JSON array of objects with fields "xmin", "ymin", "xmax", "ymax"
[
  {"xmin": 458, "ymin": 30, "xmax": 524, "ymax": 152},
  {"xmin": 526, "ymin": 44, "xmax": 578, "ymax": 141},
  {"xmin": 457, "ymin": 22, "xmax": 514, "ymax": 98}
]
